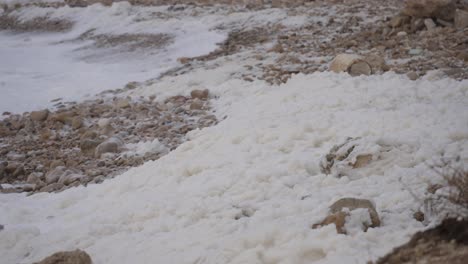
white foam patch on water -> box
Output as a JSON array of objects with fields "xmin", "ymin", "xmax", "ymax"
[{"xmin": 1, "ymin": 71, "xmax": 467, "ymax": 264}]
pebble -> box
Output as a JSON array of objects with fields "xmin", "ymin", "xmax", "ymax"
[
  {"xmin": 409, "ymin": 49, "xmax": 423, "ymax": 55},
  {"xmin": 424, "ymin": 18, "xmax": 436, "ymax": 31},
  {"xmin": 407, "ymin": 71, "xmax": 419, "ymax": 80},
  {"xmin": 190, "ymin": 89, "xmax": 209, "ymax": 100},
  {"xmin": 95, "ymin": 137, "xmax": 123, "ymax": 157},
  {"xmin": 396, "ymin": 31, "xmax": 408, "ymax": 37},
  {"xmin": 30, "ymin": 109, "xmax": 49, "ymax": 122},
  {"xmin": 189, "ymin": 99, "xmax": 204, "ymax": 110},
  {"xmin": 455, "ymin": 8, "xmax": 468, "ymax": 29}
]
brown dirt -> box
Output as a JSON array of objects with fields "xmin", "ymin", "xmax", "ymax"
[{"xmin": 376, "ymin": 218, "xmax": 468, "ymax": 264}]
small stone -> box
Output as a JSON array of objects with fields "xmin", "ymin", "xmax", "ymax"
[
  {"xmin": 26, "ymin": 172, "xmax": 42, "ymax": 184},
  {"xmin": 100, "ymin": 123, "xmax": 115, "ymax": 136},
  {"xmin": 177, "ymin": 57, "xmax": 190, "ymax": 64},
  {"xmin": 39, "ymin": 129, "xmax": 53, "ymax": 140},
  {"xmin": 95, "ymin": 137, "xmax": 123, "ymax": 157},
  {"xmin": 51, "ymin": 111, "xmax": 74, "ymax": 124},
  {"xmin": 411, "ymin": 18, "xmax": 425, "ymax": 32},
  {"xmin": 456, "ymin": 51, "xmax": 468, "ymax": 62},
  {"xmin": 407, "ymin": 71, "xmax": 419, "ymax": 80},
  {"xmin": 5, "ymin": 162, "xmax": 18, "ymax": 174},
  {"xmin": 413, "ymin": 211, "xmax": 425, "ymax": 222},
  {"xmin": 124, "ymin": 82, "xmax": 137, "ymax": 90},
  {"xmin": 190, "ymin": 89, "xmax": 209, "ymax": 100},
  {"xmin": 436, "ymin": 18, "xmax": 453, "ymax": 27},
  {"xmin": 93, "ymin": 175, "xmax": 105, "ymax": 184},
  {"xmin": 33, "ymin": 249, "xmax": 92, "ymax": 264},
  {"xmin": 349, "ymin": 61, "xmax": 372, "ymax": 76},
  {"xmin": 427, "ymin": 183, "xmax": 443, "ymax": 194},
  {"xmin": 190, "ymin": 99, "xmax": 204, "ymax": 110},
  {"xmin": 389, "ymin": 15, "xmax": 410, "ymax": 28},
  {"xmin": 30, "ymin": 109, "xmax": 49, "ymax": 122},
  {"xmin": 409, "ymin": 48, "xmax": 423, "ymax": 55},
  {"xmin": 268, "ymin": 43, "xmax": 284, "ymax": 53},
  {"xmin": 364, "ymin": 54, "xmax": 389, "ymax": 73},
  {"xmin": 35, "ymin": 180, "xmax": 46, "ymax": 190},
  {"xmin": 0, "ymin": 163, "xmax": 5, "ymax": 180},
  {"xmin": 45, "ymin": 166, "xmax": 66, "ymax": 184},
  {"xmin": 455, "ymin": 9, "xmax": 468, "ymax": 29},
  {"xmin": 71, "ymin": 117, "xmax": 83, "ymax": 129},
  {"xmin": 58, "ymin": 173, "xmax": 84, "ymax": 185},
  {"xmin": 396, "ymin": 31, "xmax": 408, "ymax": 37},
  {"xmin": 66, "ymin": 160, "xmax": 79, "ymax": 168},
  {"xmin": 39, "ymin": 182, "xmax": 65, "ymax": 193},
  {"xmin": 12, "ymin": 165, "xmax": 25, "ymax": 178},
  {"xmin": 116, "ymin": 98, "xmax": 131, "ymax": 108},
  {"xmin": 424, "ymin": 18, "xmax": 437, "ymax": 30},
  {"xmin": 49, "ymin": 160, "xmax": 65, "ymax": 169},
  {"xmin": 97, "ymin": 118, "xmax": 111, "ymax": 128},
  {"xmin": 80, "ymin": 139, "xmax": 101, "ymax": 155},
  {"xmin": 22, "ymin": 184, "xmax": 35, "ymax": 192}
]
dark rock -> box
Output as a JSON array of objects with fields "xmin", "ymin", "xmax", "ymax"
[{"xmin": 33, "ymin": 249, "xmax": 92, "ymax": 264}]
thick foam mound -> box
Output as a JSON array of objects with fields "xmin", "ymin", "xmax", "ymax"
[{"xmin": 1, "ymin": 72, "xmax": 467, "ymax": 263}]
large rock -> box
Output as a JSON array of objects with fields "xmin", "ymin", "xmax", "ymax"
[
  {"xmin": 403, "ymin": 0, "xmax": 456, "ymax": 21},
  {"xmin": 389, "ymin": 15, "xmax": 411, "ymax": 28},
  {"xmin": 30, "ymin": 109, "xmax": 49, "ymax": 122},
  {"xmin": 33, "ymin": 249, "xmax": 92, "ymax": 264},
  {"xmin": 313, "ymin": 197, "xmax": 380, "ymax": 234},
  {"xmin": 329, "ymin": 54, "xmax": 372, "ymax": 76},
  {"xmin": 455, "ymin": 9, "xmax": 468, "ymax": 29}
]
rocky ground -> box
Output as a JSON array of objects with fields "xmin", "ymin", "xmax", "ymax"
[
  {"xmin": 0, "ymin": 88, "xmax": 216, "ymax": 193},
  {"xmin": 175, "ymin": 0, "xmax": 468, "ymax": 83}
]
